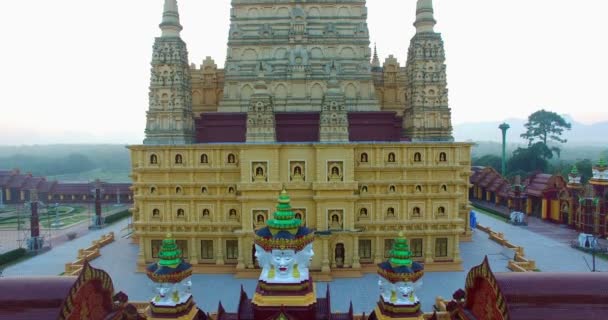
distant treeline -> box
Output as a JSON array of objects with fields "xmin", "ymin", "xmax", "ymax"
[{"xmin": 0, "ymin": 145, "xmax": 130, "ymax": 177}]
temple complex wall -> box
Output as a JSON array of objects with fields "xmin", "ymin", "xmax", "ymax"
[{"xmin": 129, "ymin": 142, "xmax": 472, "ymax": 274}]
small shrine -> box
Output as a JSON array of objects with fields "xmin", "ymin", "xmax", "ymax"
[
  {"xmin": 216, "ymin": 188, "xmax": 353, "ymax": 319},
  {"xmin": 370, "ymin": 232, "xmax": 424, "ymax": 320},
  {"xmin": 145, "ymin": 233, "xmax": 206, "ymax": 320},
  {"xmin": 251, "ymin": 188, "xmax": 317, "ymax": 318}
]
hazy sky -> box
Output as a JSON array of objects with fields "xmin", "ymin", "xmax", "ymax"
[{"xmin": 1, "ymin": 0, "xmax": 607, "ymax": 145}]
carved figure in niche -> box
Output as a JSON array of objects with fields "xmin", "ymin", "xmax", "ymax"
[
  {"xmin": 328, "ymin": 163, "xmax": 343, "ymax": 182},
  {"xmin": 257, "ymin": 214, "xmax": 265, "ymax": 224},
  {"xmin": 150, "ymin": 154, "xmax": 158, "ymax": 164},
  {"xmin": 388, "ymin": 153, "xmax": 396, "ymax": 163},
  {"xmin": 201, "ymin": 187, "xmax": 208, "ymax": 194},
  {"xmin": 413, "ymin": 207, "xmax": 421, "ymax": 217},
  {"xmin": 150, "ymin": 187, "xmax": 156, "ymax": 194},
  {"xmin": 294, "ymin": 166, "xmax": 302, "ymax": 176},
  {"xmin": 389, "ymin": 186, "xmax": 396, "ymax": 193},
  {"xmin": 256, "ymin": 167, "xmax": 264, "ymax": 176},
  {"xmin": 202, "ymin": 209, "xmax": 210, "ymax": 218},
  {"xmin": 361, "ymin": 153, "xmax": 368, "ymax": 163},
  {"xmin": 416, "ymin": 185, "xmax": 422, "ymax": 193},
  {"xmin": 439, "ymin": 152, "xmax": 447, "ymax": 162},
  {"xmin": 360, "ymin": 208, "xmax": 368, "ymax": 217},
  {"xmin": 438, "ymin": 207, "xmax": 446, "ymax": 215},
  {"xmin": 330, "ymin": 211, "xmax": 342, "ymax": 229},
  {"xmin": 289, "ymin": 45, "xmax": 309, "ymax": 66},
  {"xmin": 387, "ymin": 208, "xmax": 395, "ymax": 217},
  {"xmin": 175, "ymin": 154, "xmax": 183, "ymax": 164},
  {"xmin": 229, "ymin": 209, "xmax": 237, "ymax": 218},
  {"xmin": 201, "ymin": 154, "xmax": 208, "ymax": 164},
  {"xmin": 414, "ymin": 153, "xmax": 422, "ymax": 162},
  {"xmin": 361, "ymin": 186, "xmax": 368, "ymax": 193},
  {"xmin": 153, "ymin": 209, "xmax": 160, "ymax": 217},
  {"xmin": 228, "ymin": 187, "xmax": 235, "ymax": 194},
  {"xmin": 441, "ymin": 185, "xmax": 447, "ymax": 192},
  {"xmin": 177, "ymin": 209, "xmax": 185, "ymax": 217},
  {"xmin": 228, "ymin": 154, "xmax": 236, "ymax": 164},
  {"xmin": 295, "ymin": 212, "xmax": 302, "ymax": 221}
]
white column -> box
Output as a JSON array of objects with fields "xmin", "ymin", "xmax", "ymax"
[
  {"xmin": 352, "ymin": 235, "xmax": 361, "ymax": 269},
  {"xmin": 216, "ymin": 237, "xmax": 225, "ymax": 265}
]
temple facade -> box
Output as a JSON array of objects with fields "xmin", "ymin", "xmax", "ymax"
[{"xmin": 130, "ymin": 0, "xmax": 473, "ymax": 276}]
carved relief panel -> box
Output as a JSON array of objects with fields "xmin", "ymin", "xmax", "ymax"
[{"xmin": 293, "ymin": 208, "xmax": 306, "ymax": 226}]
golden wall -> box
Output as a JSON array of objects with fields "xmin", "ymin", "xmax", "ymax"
[{"xmin": 129, "ymin": 143, "xmax": 472, "ymax": 274}]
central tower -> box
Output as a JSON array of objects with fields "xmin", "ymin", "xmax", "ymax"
[{"xmin": 219, "ymin": 0, "xmax": 380, "ymax": 118}]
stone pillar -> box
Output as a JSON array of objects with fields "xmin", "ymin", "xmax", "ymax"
[
  {"xmin": 424, "ymin": 236, "xmax": 434, "ymax": 263},
  {"xmin": 137, "ymin": 236, "xmax": 145, "ymax": 265},
  {"xmin": 237, "ymin": 235, "xmax": 245, "ymax": 270},
  {"xmin": 321, "ymin": 237, "xmax": 331, "ymax": 273},
  {"xmin": 352, "ymin": 236, "xmax": 361, "ymax": 269},
  {"xmin": 246, "ymin": 238, "xmax": 255, "ymax": 269},
  {"xmin": 453, "ymin": 234, "xmax": 461, "ymax": 263},
  {"xmin": 373, "ymin": 236, "xmax": 383, "ymax": 264},
  {"xmin": 189, "ymin": 237, "xmax": 198, "ymax": 264},
  {"xmin": 216, "ymin": 237, "xmax": 225, "ymax": 265}
]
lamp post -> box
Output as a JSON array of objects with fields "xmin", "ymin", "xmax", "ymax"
[{"xmin": 499, "ymin": 123, "xmax": 510, "ymax": 176}]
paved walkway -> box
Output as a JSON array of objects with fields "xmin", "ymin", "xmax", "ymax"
[
  {"xmin": 2, "ymin": 220, "xmax": 129, "ymax": 276},
  {"xmin": 15, "ymin": 208, "xmax": 604, "ymax": 314},
  {"xmin": 474, "ymin": 209, "xmax": 608, "ymax": 272},
  {"xmin": 88, "ymin": 227, "xmax": 509, "ymax": 314}
]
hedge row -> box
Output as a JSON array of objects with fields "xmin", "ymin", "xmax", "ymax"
[
  {"xmin": 104, "ymin": 209, "xmax": 131, "ymax": 225},
  {"xmin": 0, "ymin": 248, "xmax": 27, "ymax": 266}
]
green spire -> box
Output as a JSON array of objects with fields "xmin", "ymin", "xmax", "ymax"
[
  {"xmin": 389, "ymin": 232, "xmax": 413, "ymax": 268},
  {"xmin": 267, "ymin": 188, "xmax": 301, "ymax": 231},
  {"xmin": 597, "ymin": 158, "xmax": 607, "ymax": 168},
  {"xmin": 157, "ymin": 233, "xmax": 182, "ymax": 268},
  {"xmin": 570, "ymin": 165, "xmax": 579, "ymax": 176}
]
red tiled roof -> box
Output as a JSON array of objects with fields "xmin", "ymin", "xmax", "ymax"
[
  {"xmin": 0, "ymin": 276, "xmax": 76, "ymax": 320},
  {"xmin": 525, "ymin": 173, "xmax": 566, "ymax": 197},
  {"xmin": 495, "ymin": 273, "xmax": 608, "ymax": 319},
  {"xmin": 23, "ymin": 177, "xmax": 44, "ymax": 190},
  {"xmin": 7, "ymin": 174, "xmax": 32, "ymax": 188},
  {"xmin": 52, "ymin": 183, "xmax": 92, "ymax": 194}
]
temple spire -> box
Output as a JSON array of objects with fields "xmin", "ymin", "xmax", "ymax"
[
  {"xmin": 414, "ymin": 0, "xmax": 436, "ymax": 33},
  {"xmin": 372, "ymin": 43, "xmax": 380, "ymax": 68},
  {"xmin": 160, "ymin": 0, "xmax": 183, "ymax": 37}
]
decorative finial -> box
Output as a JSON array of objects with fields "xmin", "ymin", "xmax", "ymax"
[
  {"xmin": 160, "ymin": 0, "xmax": 183, "ymax": 37},
  {"xmin": 414, "ymin": 0, "xmax": 436, "ymax": 34},
  {"xmin": 372, "ymin": 42, "xmax": 380, "ymax": 68}
]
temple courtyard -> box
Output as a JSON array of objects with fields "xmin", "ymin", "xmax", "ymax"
[{"xmin": 3, "ymin": 209, "xmax": 606, "ymax": 313}]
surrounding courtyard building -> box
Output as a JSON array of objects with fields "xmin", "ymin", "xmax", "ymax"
[{"xmin": 129, "ymin": 0, "xmax": 473, "ymax": 276}]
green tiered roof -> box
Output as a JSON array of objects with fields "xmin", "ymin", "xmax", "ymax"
[
  {"xmin": 158, "ymin": 234, "xmax": 182, "ymax": 269},
  {"xmin": 389, "ymin": 232, "xmax": 413, "ymax": 268},
  {"xmin": 597, "ymin": 158, "xmax": 607, "ymax": 168},
  {"xmin": 570, "ymin": 165, "xmax": 579, "ymax": 176},
  {"xmin": 267, "ymin": 189, "xmax": 301, "ymax": 232}
]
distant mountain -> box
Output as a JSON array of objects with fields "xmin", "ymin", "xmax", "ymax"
[{"xmin": 454, "ymin": 116, "xmax": 608, "ymax": 146}]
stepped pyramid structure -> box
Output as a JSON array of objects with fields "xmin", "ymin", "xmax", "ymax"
[{"xmin": 130, "ymin": 0, "xmax": 472, "ymax": 277}]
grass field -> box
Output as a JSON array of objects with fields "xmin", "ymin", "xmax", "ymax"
[{"xmin": 46, "ymin": 168, "xmax": 131, "ymax": 183}]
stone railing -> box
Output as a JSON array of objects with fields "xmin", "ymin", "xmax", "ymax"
[
  {"xmin": 64, "ymin": 232, "xmax": 115, "ymax": 276},
  {"xmin": 476, "ymin": 224, "xmax": 536, "ymax": 272}
]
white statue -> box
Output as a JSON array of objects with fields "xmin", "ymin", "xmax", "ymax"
[
  {"xmin": 394, "ymin": 281, "xmax": 419, "ymax": 305},
  {"xmin": 256, "ymin": 243, "xmax": 313, "ymax": 283}
]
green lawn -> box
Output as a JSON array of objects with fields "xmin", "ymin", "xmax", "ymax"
[{"xmin": 46, "ymin": 168, "xmax": 131, "ymax": 183}]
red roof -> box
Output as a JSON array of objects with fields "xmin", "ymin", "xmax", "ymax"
[
  {"xmin": 0, "ymin": 276, "xmax": 76, "ymax": 320},
  {"xmin": 451, "ymin": 258, "xmax": 608, "ymax": 320},
  {"xmin": 497, "ymin": 272, "xmax": 608, "ymax": 319},
  {"xmin": 525, "ymin": 173, "xmax": 566, "ymax": 197},
  {"xmin": 7, "ymin": 174, "xmax": 32, "ymax": 188}
]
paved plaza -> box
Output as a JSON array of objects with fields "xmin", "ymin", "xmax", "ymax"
[{"xmin": 3, "ymin": 210, "xmax": 606, "ymax": 313}]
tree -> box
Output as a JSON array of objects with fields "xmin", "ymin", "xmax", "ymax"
[
  {"xmin": 473, "ymin": 155, "xmax": 502, "ymax": 172},
  {"xmin": 507, "ymin": 143, "xmax": 550, "ymax": 175},
  {"xmin": 520, "ymin": 109, "xmax": 571, "ymax": 158}
]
